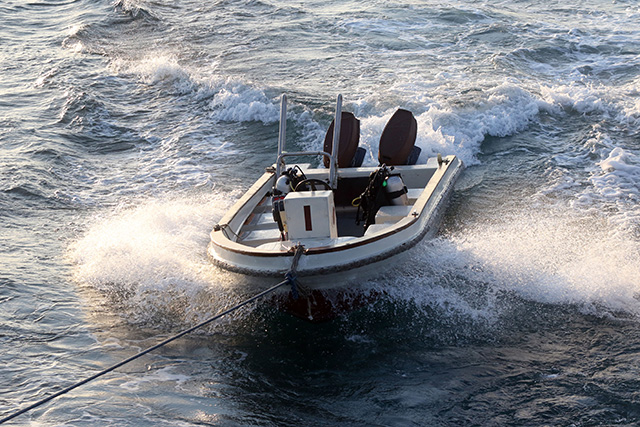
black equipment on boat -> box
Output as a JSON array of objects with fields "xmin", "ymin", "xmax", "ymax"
[
  {"xmin": 273, "ymin": 165, "xmax": 307, "ymax": 196},
  {"xmin": 384, "ymin": 173, "xmax": 409, "ymax": 205},
  {"xmin": 323, "ymin": 111, "xmax": 365, "ymax": 168},
  {"xmin": 355, "ymin": 166, "xmax": 390, "ymax": 230},
  {"xmin": 272, "ymin": 166, "xmax": 307, "ymax": 239},
  {"xmin": 294, "ymin": 178, "xmax": 332, "ymax": 192},
  {"xmin": 354, "ymin": 165, "xmax": 407, "ymax": 230},
  {"xmin": 378, "ymin": 109, "xmax": 421, "ymax": 166}
]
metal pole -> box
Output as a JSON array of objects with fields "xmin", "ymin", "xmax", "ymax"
[
  {"xmin": 276, "ymin": 94, "xmax": 287, "ymax": 177},
  {"xmin": 329, "ymin": 94, "xmax": 342, "ymax": 189}
]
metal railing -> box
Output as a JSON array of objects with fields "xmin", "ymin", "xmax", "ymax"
[{"xmin": 275, "ymin": 94, "xmax": 343, "ymax": 189}]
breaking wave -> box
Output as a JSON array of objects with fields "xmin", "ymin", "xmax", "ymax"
[{"xmin": 110, "ymin": 55, "xmax": 282, "ymax": 124}]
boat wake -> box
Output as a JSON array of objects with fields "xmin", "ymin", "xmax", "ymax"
[
  {"xmin": 374, "ymin": 206, "xmax": 640, "ymax": 327},
  {"xmin": 69, "ymin": 187, "xmax": 640, "ymax": 338}
]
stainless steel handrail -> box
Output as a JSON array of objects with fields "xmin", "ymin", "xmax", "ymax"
[
  {"xmin": 329, "ymin": 94, "xmax": 342, "ymax": 189},
  {"xmin": 275, "ymin": 94, "xmax": 288, "ymax": 178}
]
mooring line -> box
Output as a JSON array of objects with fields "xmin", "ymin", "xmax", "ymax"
[{"xmin": 0, "ymin": 245, "xmax": 305, "ymax": 425}]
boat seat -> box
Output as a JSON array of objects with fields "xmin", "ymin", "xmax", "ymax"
[
  {"xmin": 323, "ymin": 112, "xmax": 366, "ymax": 168},
  {"xmin": 374, "ymin": 204, "xmax": 414, "ymax": 224},
  {"xmin": 378, "ymin": 109, "xmax": 421, "ymax": 166}
]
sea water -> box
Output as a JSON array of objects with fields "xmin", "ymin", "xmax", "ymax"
[{"xmin": 2, "ymin": 0, "xmax": 640, "ymax": 425}]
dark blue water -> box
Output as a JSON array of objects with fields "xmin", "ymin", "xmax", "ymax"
[{"xmin": 2, "ymin": 0, "xmax": 640, "ymax": 425}]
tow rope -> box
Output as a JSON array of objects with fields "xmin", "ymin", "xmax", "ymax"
[
  {"xmin": 0, "ymin": 244, "xmax": 306, "ymax": 425},
  {"xmin": 285, "ymin": 243, "xmax": 304, "ymax": 299}
]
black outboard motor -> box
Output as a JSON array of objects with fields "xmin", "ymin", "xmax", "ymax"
[
  {"xmin": 379, "ymin": 109, "xmax": 421, "ymax": 166},
  {"xmin": 323, "ymin": 111, "xmax": 366, "ymax": 168}
]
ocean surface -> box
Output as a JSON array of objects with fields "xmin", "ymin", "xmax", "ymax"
[{"xmin": 2, "ymin": 0, "xmax": 640, "ymax": 425}]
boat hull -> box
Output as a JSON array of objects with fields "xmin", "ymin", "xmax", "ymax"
[{"xmin": 208, "ymin": 156, "xmax": 463, "ymax": 320}]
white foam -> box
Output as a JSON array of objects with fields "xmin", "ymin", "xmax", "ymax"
[
  {"xmin": 517, "ymin": 78, "xmax": 640, "ymax": 234},
  {"xmin": 589, "ymin": 146, "xmax": 640, "ymax": 230},
  {"xmin": 540, "ymin": 77, "xmax": 640, "ymax": 132},
  {"xmin": 599, "ymin": 146, "xmax": 639, "ymax": 175},
  {"xmin": 61, "ymin": 24, "xmax": 86, "ymax": 53},
  {"xmin": 379, "ymin": 240, "xmax": 502, "ymax": 326},
  {"xmin": 110, "ymin": 53, "xmax": 549, "ymax": 170},
  {"xmin": 539, "ymin": 83, "xmax": 609, "ymax": 115},
  {"xmin": 119, "ymin": 366, "xmax": 189, "ymax": 391},
  {"xmin": 365, "ymin": 199, "xmax": 640, "ymax": 325},
  {"xmin": 354, "ymin": 82, "xmax": 541, "ymax": 166},
  {"xmin": 207, "ymin": 80, "xmax": 280, "ymax": 124},
  {"xmin": 69, "ymin": 194, "xmax": 241, "ymax": 327},
  {"xmin": 618, "ymin": 77, "xmax": 640, "ymax": 128},
  {"xmin": 110, "ymin": 55, "xmax": 285, "ymax": 124},
  {"xmin": 112, "ymin": 54, "xmax": 194, "ymax": 93},
  {"xmin": 439, "ymin": 209, "xmax": 640, "ymax": 318},
  {"xmin": 113, "ymin": 0, "xmax": 156, "ymax": 19},
  {"xmin": 542, "ymin": 125, "xmax": 640, "ymax": 234}
]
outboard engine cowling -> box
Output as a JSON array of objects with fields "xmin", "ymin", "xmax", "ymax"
[
  {"xmin": 323, "ymin": 112, "xmax": 364, "ymax": 168},
  {"xmin": 378, "ymin": 109, "xmax": 418, "ymax": 166}
]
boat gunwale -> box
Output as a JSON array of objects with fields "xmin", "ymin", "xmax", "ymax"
[{"xmin": 208, "ymin": 218, "xmax": 433, "ymax": 278}]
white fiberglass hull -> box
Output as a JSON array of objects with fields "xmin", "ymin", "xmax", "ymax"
[{"xmin": 208, "ymin": 156, "xmax": 463, "ymax": 287}]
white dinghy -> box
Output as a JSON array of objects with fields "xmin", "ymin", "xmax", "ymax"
[{"xmin": 208, "ymin": 95, "xmax": 463, "ymax": 320}]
